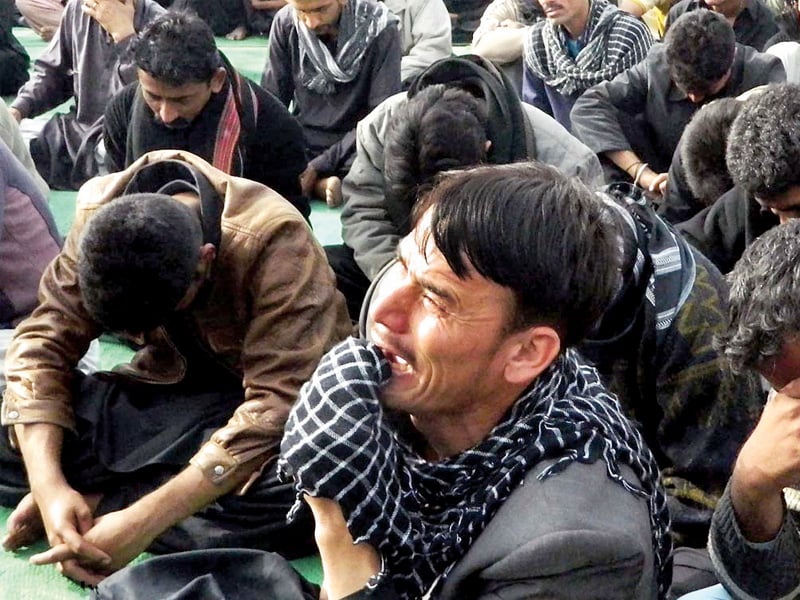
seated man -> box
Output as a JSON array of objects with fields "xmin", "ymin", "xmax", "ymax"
[
  {"xmin": 104, "ymin": 11, "xmax": 310, "ymax": 217},
  {"xmin": 329, "ymin": 54, "xmax": 603, "ymax": 319},
  {"xmin": 666, "ymin": 0, "xmax": 778, "ymax": 51},
  {"xmin": 692, "ymin": 220, "xmax": 800, "ymax": 600},
  {"xmin": 588, "ymin": 184, "xmax": 762, "ymax": 594},
  {"xmin": 0, "ymin": 150, "xmax": 352, "ymax": 584},
  {"xmin": 522, "ymin": 0, "xmax": 653, "ymax": 130},
  {"xmin": 281, "ymin": 163, "xmax": 672, "ymax": 599},
  {"xmin": 9, "ymin": 0, "xmax": 165, "ymax": 190},
  {"xmin": 570, "ymin": 9, "xmax": 783, "ymax": 197},
  {"xmin": 384, "ymin": 0, "xmax": 453, "ymax": 87},
  {"xmin": 0, "ymin": 138, "xmax": 62, "ymax": 391},
  {"xmin": 677, "ymin": 83, "xmax": 797, "ymax": 274},
  {"xmin": 261, "ymin": 0, "xmax": 401, "ymax": 208}
]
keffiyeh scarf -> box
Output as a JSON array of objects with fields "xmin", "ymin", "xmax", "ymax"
[
  {"xmin": 294, "ymin": 0, "xmax": 397, "ymax": 95},
  {"xmin": 524, "ymin": 0, "xmax": 652, "ymax": 96},
  {"xmin": 599, "ymin": 183, "xmax": 696, "ymax": 346},
  {"xmin": 279, "ymin": 337, "xmax": 672, "ymax": 599}
]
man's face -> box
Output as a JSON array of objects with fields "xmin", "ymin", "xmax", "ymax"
[
  {"xmin": 755, "ymin": 185, "xmax": 800, "ymax": 224},
  {"xmin": 538, "ymin": 0, "xmax": 589, "ymax": 29},
  {"xmin": 138, "ymin": 69, "xmax": 225, "ymax": 129},
  {"xmin": 286, "ymin": 0, "xmax": 346, "ymax": 37},
  {"xmin": 682, "ymin": 69, "xmax": 732, "ymax": 104},
  {"xmin": 366, "ymin": 211, "xmax": 521, "ymax": 423},
  {"xmin": 759, "ymin": 335, "xmax": 800, "ymax": 390}
]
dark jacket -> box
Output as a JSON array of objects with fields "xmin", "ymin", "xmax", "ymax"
[
  {"xmin": 570, "ymin": 43, "xmax": 784, "ymax": 172},
  {"xmin": 666, "ymin": 0, "xmax": 778, "ymax": 51},
  {"xmin": 677, "ymin": 185, "xmax": 779, "ymax": 274}
]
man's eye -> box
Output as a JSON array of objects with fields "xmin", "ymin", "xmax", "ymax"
[{"xmin": 421, "ymin": 294, "xmax": 445, "ymax": 314}]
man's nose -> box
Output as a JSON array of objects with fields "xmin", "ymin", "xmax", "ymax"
[
  {"xmin": 158, "ymin": 102, "xmax": 179, "ymax": 124},
  {"xmin": 369, "ymin": 269, "xmax": 414, "ymax": 335}
]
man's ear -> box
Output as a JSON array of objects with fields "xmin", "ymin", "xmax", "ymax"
[
  {"xmin": 503, "ymin": 326, "xmax": 561, "ymax": 386},
  {"xmin": 209, "ymin": 68, "xmax": 227, "ymax": 94}
]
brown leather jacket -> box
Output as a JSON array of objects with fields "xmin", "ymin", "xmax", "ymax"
[{"xmin": 1, "ymin": 150, "xmax": 352, "ymax": 488}]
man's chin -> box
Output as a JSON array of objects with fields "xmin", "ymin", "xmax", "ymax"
[{"xmin": 157, "ymin": 118, "xmax": 192, "ymax": 130}]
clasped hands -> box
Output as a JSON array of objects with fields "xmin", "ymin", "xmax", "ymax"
[{"xmin": 27, "ymin": 486, "xmax": 155, "ymax": 586}]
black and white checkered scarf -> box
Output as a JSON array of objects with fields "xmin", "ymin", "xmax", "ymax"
[
  {"xmin": 523, "ymin": 0, "xmax": 652, "ymax": 96},
  {"xmin": 279, "ymin": 337, "xmax": 672, "ymax": 598},
  {"xmin": 294, "ymin": 0, "xmax": 397, "ymax": 95}
]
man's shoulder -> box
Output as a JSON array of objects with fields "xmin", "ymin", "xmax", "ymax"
[
  {"xmin": 441, "ymin": 459, "xmax": 656, "ymax": 597},
  {"xmin": 272, "ymin": 4, "xmax": 295, "ymax": 30}
]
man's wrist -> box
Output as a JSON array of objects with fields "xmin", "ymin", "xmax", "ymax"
[{"xmin": 730, "ymin": 457, "xmax": 786, "ymax": 542}]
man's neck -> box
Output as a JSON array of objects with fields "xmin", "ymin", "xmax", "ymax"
[
  {"xmin": 563, "ymin": 2, "xmax": 591, "ymax": 39},
  {"xmin": 410, "ymin": 389, "xmax": 523, "ymax": 460}
]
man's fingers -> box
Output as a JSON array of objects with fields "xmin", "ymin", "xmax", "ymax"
[
  {"xmin": 30, "ymin": 533, "xmax": 111, "ymax": 566},
  {"xmin": 57, "ymin": 558, "xmax": 108, "ymax": 586}
]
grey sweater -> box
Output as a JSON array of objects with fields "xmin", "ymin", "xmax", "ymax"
[{"xmin": 708, "ymin": 483, "xmax": 800, "ymax": 599}]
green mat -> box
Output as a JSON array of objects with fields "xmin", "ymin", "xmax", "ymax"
[{"xmin": 1, "ymin": 26, "xmax": 334, "ymax": 599}]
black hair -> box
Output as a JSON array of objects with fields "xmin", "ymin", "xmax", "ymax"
[
  {"xmin": 680, "ymin": 97, "xmax": 741, "ymax": 205},
  {"xmin": 130, "ymin": 10, "xmax": 222, "ymax": 86},
  {"xmin": 726, "ymin": 84, "xmax": 800, "ymax": 199},
  {"xmin": 715, "ymin": 219, "xmax": 800, "ymax": 373},
  {"xmin": 384, "ymin": 84, "xmax": 488, "ymax": 233},
  {"xmin": 665, "ymin": 10, "xmax": 735, "ymax": 95},
  {"xmin": 415, "ymin": 162, "xmax": 620, "ymax": 347},
  {"xmin": 78, "ymin": 193, "xmax": 203, "ymax": 333}
]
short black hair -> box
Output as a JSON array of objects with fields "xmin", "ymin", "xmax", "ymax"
[
  {"xmin": 78, "ymin": 193, "xmax": 203, "ymax": 333},
  {"xmin": 416, "ymin": 162, "xmax": 620, "ymax": 347},
  {"xmin": 680, "ymin": 97, "xmax": 741, "ymax": 205},
  {"xmin": 665, "ymin": 10, "xmax": 735, "ymax": 95},
  {"xmin": 384, "ymin": 84, "xmax": 488, "ymax": 233},
  {"xmin": 131, "ymin": 10, "xmax": 222, "ymax": 86},
  {"xmin": 715, "ymin": 219, "xmax": 800, "ymax": 374},
  {"xmin": 726, "ymin": 84, "xmax": 800, "ymax": 199}
]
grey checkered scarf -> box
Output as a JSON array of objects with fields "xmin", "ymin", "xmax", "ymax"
[
  {"xmin": 279, "ymin": 337, "xmax": 672, "ymax": 599},
  {"xmin": 523, "ymin": 0, "xmax": 652, "ymax": 96},
  {"xmin": 294, "ymin": 0, "xmax": 397, "ymax": 95},
  {"xmin": 599, "ymin": 183, "xmax": 697, "ymax": 346}
]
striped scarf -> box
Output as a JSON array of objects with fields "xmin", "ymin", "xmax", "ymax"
[
  {"xmin": 524, "ymin": 0, "xmax": 652, "ymax": 96},
  {"xmin": 599, "ymin": 183, "xmax": 696, "ymax": 347},
  {"xmin": 295, "ymin": 0, "xmax": 397, "ymax": 95},
  {"xmin": 279, "ymin": 337, "xmax": 672, "ymax": 599}
]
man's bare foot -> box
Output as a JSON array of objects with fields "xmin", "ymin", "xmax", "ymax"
[
  {"xmin": 2, "ymin": 493, "xmax": 45, "ymax": 551},
  {"xmin": 225, "ymin": 25, "xmax": 249, "ymax": 40},
  {"xmin": 323, "ymin": 176, "xmax": 342, "ymax": 208}
]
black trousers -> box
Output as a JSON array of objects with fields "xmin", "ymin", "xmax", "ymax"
[{"xmin": 0, "ymin": 371, "xmax": 314, "ymax": 558}]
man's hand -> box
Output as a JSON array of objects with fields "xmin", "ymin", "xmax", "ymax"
[
  {"xmin": 81, "ymin": 0, "xmax": 135, "ymax": 43},
  {"xmin": 9, "ymin": 107, "xmax": 22, "ymax": 122},
  {"xmin": 30, "ymin": 484, "xmax": 111, "ymax": 571},
  {"xmin": 31, "ymin": 504, "xmax": 155, "ymax": 585},
  {"xmin": 299, "ymin": 165, "xmax": 319, "ymax": 198},
  {"xmin": 638, "ymin": 169, "xmax": 668, "ymax": 197},
  {"xmin": 730, "ymin": 378, "xmax": 800, "ymax": 542},
  {"xmin": 305, "ymin": 495, "xmax": 382, "ymax": 600}
]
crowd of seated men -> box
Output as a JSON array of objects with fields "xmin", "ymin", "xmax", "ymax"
[{"xmin": 1, "ymin": 0, "xmax": 800, "ymax": 597}]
